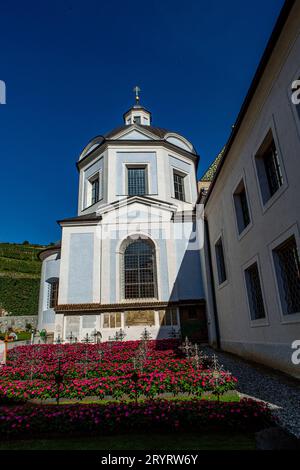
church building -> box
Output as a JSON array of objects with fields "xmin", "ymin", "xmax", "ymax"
[{"xmin": 38, "ymin": 90, "xmax": 207, "ymax": 342}]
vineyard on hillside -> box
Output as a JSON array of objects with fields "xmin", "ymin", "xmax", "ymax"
[{"xmin": 0, "ymin": 243, "xmax": 48, "ymax": 315}]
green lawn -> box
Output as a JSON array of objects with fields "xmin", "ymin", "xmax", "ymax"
[
  {"xmin": 0, "ymin": 432, "xmax": 255, "ymax": 450},
  {"xmin": 51, "ymin": 392, "xmax": 240, "ymax": 406}
]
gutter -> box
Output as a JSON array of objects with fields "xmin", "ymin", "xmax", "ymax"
[{"xmin": 204, "ymin": 218, "xmax": 221, "ymax": 349}]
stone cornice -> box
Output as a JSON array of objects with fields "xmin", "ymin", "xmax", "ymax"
[{"xmin": 55, "ymin": 299, "xmax": 205, "ymax": 314}]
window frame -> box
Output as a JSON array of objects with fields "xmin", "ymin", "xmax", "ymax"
[
  {"xmin": 252, "ymin": 123, "xmax": 288, "ymax": 214},
  {"xmin": 214, "ymin": 236, "xmax": 227, "ymax": 287},
  {"xmin": 232, "ymin": 176, "xmax": 252, "ymax": 239},
  {"xmin": 173, "ymin": 169, "xmax": 186, "ymax": 202},
  {"xmin": 242, "ymin": 255, "xmax": 269, "ymax": 327},
  {"xmin": 102, "ymin": 312, "xmax": 122, "ymax": 329},
  {"xmin": 133, "ymin": 115, "xmax": 142, "ymax": 124},
  {"xmin": 126, "ymin": 164, "xmax": 148, "ymax": 196},
  {"xmin": 90, "ymin": 174, "xmax": 100, "ymax": 205},
  {"xmin": 47, "ymin": 279, "xmax": 59, "ymax": 309},
  {"xmin": 159, "ymin": 308, "xmax": 179, "ymax": 327},
  {"xmin": 269, "ymin": 224, "xmax": 300, "ymax": 324},
  {"xmin": 85, "ymin": 170, "xmax": 102, "ymax": 208},
  {"xmin": 121, "ymin": 238, "xmax": 158, "ymax": 300}
]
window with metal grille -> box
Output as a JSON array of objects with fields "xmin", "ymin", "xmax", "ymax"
[
  {"xmin": 127, "ymin": 167, "xmax": 146, "ymax": 196},
  {"xmin": 123, "ymin": 239, "xmax": 157, "ymax": 299},
  {"xmin": 233, "ymin": 180, "xmax": 251, "ymax": 234},
  {"xmin": 215, "ymin": 237, "xmax": 227, "ymax": 285},
  {"xmin": 264, "ymin": 142, "xmax": 282, "ymax": 197},
  {"xmin": 273, "ymin": 236, "xmax": 300, "ymax": 315},
  {"xmin": 48, "ymin": 280, "xmax": 59, "ymax": 309},
  {"xmin": 91, "ymin": 176, "xmax": 100, "ymax": 205},
  {"xmin": 255, "ymin": 132, "xmax": 283, "ymax": 204},
  {"xmin": 244, "ymin": 262, "xmax": 266, "ymax": 320},
  {"xmin": 173, "ymin": 171, "xmax": 185, "ymax": 201}
]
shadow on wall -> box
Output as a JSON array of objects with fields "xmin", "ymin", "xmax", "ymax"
[{"xmin": 156, "ymin": 224, "xmax": 208, "ymax": 342}]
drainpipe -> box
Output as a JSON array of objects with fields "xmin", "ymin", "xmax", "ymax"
[{"xmin": 204, "ymin": 218, "xmax": 221, "ymax": 350}]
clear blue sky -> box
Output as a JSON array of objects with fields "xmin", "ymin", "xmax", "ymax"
[{"xmin": 0, "ymin": 0, "xmax": 284, "ymax": 245}]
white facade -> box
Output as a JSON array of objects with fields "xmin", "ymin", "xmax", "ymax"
[
  {"xmin": 38, "ymin": 102, "xmax": 207, "ymax": 343},
  {"xmin": 203, "ymin": 1, "xmax": 300, "ymax": 378}
]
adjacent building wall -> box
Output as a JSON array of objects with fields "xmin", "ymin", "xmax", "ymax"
[{"xmin": 204, "ymin": 3, "xmax": 300, "ymax": 378}]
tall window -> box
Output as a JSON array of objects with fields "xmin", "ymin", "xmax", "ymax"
[
  {"xmin": 127, "ymin": 167, "xmax": 146, "ymax": 196},
  {"xmin": 263, "ymin": 141, "xmax": 282, "ymax": 197},
  {"xmin": 273, "ymin": 236, "xmax": 300, "ymax": 315},
  {"xmin": 233, "ymin": 180, "xmax": 251, "ymax": 234},
  {"xmin": 215, "ymin": 237, "xmax": 227, "ymax": 285},
  {"xmin": 244, "ymin": 263, "xmax": 266, "ymax": 320},
  {"xmin": 123, "ymin": 239, "xmax": 157, "ymax": 299},
  {"xmin": 48, "ymin": 280, "xmax": 59, "ymax": 309},
  {"xmin": 173, "ymin": 171, "xmax": 185, "ymax": 201},
  {"xmin": 91, "ymin": 175, "xmax": 99, "ymax": 204},
  {"xmin": 255, "ymin": 132, "xmax": 283, "ymax": 204}
]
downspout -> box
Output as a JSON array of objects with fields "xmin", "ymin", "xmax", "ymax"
[{"xmin": 204, "ymin": 218, "xmax": 221, "ymax": 350}]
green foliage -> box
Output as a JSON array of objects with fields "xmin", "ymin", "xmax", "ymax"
[
  {"xmin": 0, "ymin": 243, "xmax": 42, "ymax": 263},
  {"xmin": 0, "ymin": 242, "xmax": 47, "ymax": 315},
  {"xmin": 0, "ymin": 257, "xmax": 41, "ymax": 275},
  {"xmin": 0, "ymin": 276, "xmax": 40, "ymax": 315}
]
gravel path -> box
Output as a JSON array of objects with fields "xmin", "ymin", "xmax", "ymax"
[{"xmin": 203, "ymin": 347, "xmax": 300, "ymax": 438}]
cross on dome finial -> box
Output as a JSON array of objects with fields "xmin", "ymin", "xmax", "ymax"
[{"xmin": 133, "ymin": 85, "xmax": 141, "ymax": 104}]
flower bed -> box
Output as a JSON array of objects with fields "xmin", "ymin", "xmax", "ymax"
[
  {"xmin": 0, "ymin": 340, "xmax": 237, "ymax": 401},
  {"xmin": 0, "ymin": 370, "xmax": 237, "ymax": 401},
  {"xmin": 0, "ymin": 398, "xmax": 273, "ymax": 438}
]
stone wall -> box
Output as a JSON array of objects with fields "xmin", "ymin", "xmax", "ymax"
[{"xmin": 0, "ymin": 315, "xmax": 38, "ymax": 332}]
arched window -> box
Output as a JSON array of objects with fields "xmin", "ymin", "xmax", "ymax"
[{"xmin": 123, "ymin": 239, "xmax": 157, "ymax": 299}]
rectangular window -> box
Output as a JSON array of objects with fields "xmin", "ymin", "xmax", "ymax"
[
  {"xmin": 102, "ymin": 312, "xmax": 121, "ymax": 328},
  {"xmin": 273, "ymin": 236, "xmax": 300, "ymax": 315},
  {"xmin": 127, "ymin": 167, "xmax": 146, "ymax": 196},
  {"xmin": 48, "ymin": 281, "xmax": 59, "ymax": 309},
  {"xmin": 133, "ymin": 116, "xmax": 141, "ymax": 124},
  {"xmin": 173, "ymin": 171, "xmax": 185, "ymax": 201},
  {"xmin": 264, "ymin": 144, "xmax": 282, "ymax": 196},
  {"xmin": 159, "ymin": 308, "xmax": 178, "ymax": 326},
  {"xmin": 215, "ymin": 237, "xmax": 227, "ymax": 285},
  {"xmin": 244, "ymin": 262, "xmax": 266, "ymax": 320},
  {"xmin": 91, "ymin": 176, "xmax": 100, "ymax": 205},
  {"xmin": 233, "ymin": 180, "xmax": 251, "ymax": 234},
  {"xmin": 255, "ymin": 131, "xmax": 283, "ymax": 204}
]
